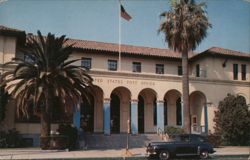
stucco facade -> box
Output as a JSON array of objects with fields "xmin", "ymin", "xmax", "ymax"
[{"xmin": 0, "ymin": 26, "xmax": 250, "ymax": 146}]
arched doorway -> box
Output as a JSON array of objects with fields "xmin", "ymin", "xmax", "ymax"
[
  {"xmin": 138, "ymin": 95, "xmax": 144, "ymax": 133},
  {"xmin": 190, "ymin": 91, "xmax": 206, "ymax": 133},
  {"xmin": 80, "ymin": 85, "xmax": 104, "ymax": 133},
  {"xmin": 138, "ymin": 88, "xmax": 157, "ymax": 133},
  {"xmin": 176, "ymin": 97, "xmax": 182, "ymax": 126},
  {"xmin": 110, "ymin": 87, "xmax": 131, "ymax": 133},
  {"xmin": 81, "ymin": 95, "xmax": 94, "ymax": 133},
  {"xmin": 164, "ymin": 90, "xmax": 182, "ymax": 126},
  {"xmin": 110, "ymin": 93, "xmax": 120, "ymax": 133}
]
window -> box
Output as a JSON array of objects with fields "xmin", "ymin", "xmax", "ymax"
[
  {"xmin": 178, "ymin": 66, "xmax": 182, "ymax": 76},
  {"xmin": 241, "ymin": 64, "xmax": 246, "ymax": 80},
  {"xmin": 233, "ymin": 64, "xmax": 238, "ymax": 80},
  {"xmin": 108, "ymin": 60, "xmax": 117, "ymax": 71},
  {"xmin": 156, "ymin": 64, "xmax": 164, "ymax": 74},
  {"xmin": 132, "ymin": 62, "xmax": 141, "ymax": 73},
  {"xmin": 196, "ymin": 64, "xmax": 200, "ymax": 77},
  {"xmin": 81, "ymin": 58, "xmax": 91, "ymax": 70}
]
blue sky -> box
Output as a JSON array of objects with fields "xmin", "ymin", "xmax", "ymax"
[{"xmin": 0, "ymin": 0, "xmax": 249, "ymax": 53}]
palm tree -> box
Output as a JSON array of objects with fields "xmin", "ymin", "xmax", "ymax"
[
  {"xmin": 159, "ymin": 0, "xmax": 211, "ymax": 133},
  {"xmin": 0, "ymin": 31, "xmax": 93, "ymax": 148}
]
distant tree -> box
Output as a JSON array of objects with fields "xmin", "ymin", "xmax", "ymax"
[
  {"xmin": 214, "ymin": 94, "xmax": 250, "ymax": 145},
  {"xmin": 159, "ymin": 0, "xmax": 211, "ymax": 133}
]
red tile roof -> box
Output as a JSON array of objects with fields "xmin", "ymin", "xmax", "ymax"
[
  {"xmin": 1, "ymin": 25, "xmax": 249, "ymax": 59},
  {"xmin": 66, "ymin": 39, "xmax": 190, "ymax": 59},
  {"xmin": 203, "ymin": 47, "xmax": 250, "ymax": 58}
]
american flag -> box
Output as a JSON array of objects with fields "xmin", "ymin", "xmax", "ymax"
[{"xmin": 120, "ymin": 4, "xmax": 132, "ymax": 21}]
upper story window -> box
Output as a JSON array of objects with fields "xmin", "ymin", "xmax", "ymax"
[
  {"xmin": 108, "ymin": 60, "xmax": 117, "ymax": 71},
  {"xmin": 178, "ymin": 66, "xmax": 182, "ymax": 76},
  {"xmin": 233, "ymin": 64, "xmax": 238, "ymax": 80},
  {"xmin": 81, "ymin": 57, "xmax": 91, "ymax": 70},
  {"xmin": 241, "ymin": 64, "xmax": 246, "ymax": 81},
  {"xmin": 133, "ymin": 62, "xmax": 141, "ymax": 73},
  {"xmin": 156, "ymin": 64, "xmax": 164, "ymax": 74},
  {"xmin": 196, "ymin": 64, "xmax": 200, "ymax": 77}
]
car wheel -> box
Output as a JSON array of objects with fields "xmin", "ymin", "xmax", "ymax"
[
  {"xmin": 200, "ymin": 150, "xmax": 209, "ymax": 159},
  {"xmin": 159, "ymin": 150, "xmax": 170, "ymax": 160}
]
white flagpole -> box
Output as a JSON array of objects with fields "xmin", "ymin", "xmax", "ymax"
[{"xmin": 118, "ymin": 0, "xmax": 121, "ymax": 71}]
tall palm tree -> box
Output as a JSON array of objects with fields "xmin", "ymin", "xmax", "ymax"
[
  {"xmin": 0, "ymin": 31, "xmax": 93, "ymax": 147},
  {"xmin": 159, "ymin": 0, "xmax": 211, "ymax": 133}
]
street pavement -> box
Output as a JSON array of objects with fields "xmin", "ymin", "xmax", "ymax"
[{"xmin": 0, "ymin": 146, "xmax": 250, "ymax": 160}]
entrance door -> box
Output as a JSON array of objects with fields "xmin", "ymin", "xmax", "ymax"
[
  {"xmin": 81, "ymin": 95, "xmax": 94, "ymax": 133},
  {"xmin": 111, "ymin": 93, "xmax": 120, "ymax": 133},
  {"xmin": 138, "ymin": 95, "xmax": 144, "ymax": 133}
]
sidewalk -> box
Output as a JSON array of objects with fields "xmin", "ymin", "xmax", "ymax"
[{"xmin": 0, "ymin": 146, "xmax": 249, "ymax": 159}]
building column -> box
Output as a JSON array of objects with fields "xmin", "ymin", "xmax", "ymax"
[
  {"xmin": 157, "ymin": 100, "xmax": 164, "ymax": 133},
  {"xmin": 103, "ymin": 98, "xmax": 111, "ymax": 135},
  {"xmin": 131, "ymin": 100, "xmax": 138, "ymax": 134},
  {"xmin": 73, "ymin": 103, "xmax": 81, "ymax": 130},
  {"xmin": 204, "ymin": 104, "xmax": 208, "ymax": 134}
]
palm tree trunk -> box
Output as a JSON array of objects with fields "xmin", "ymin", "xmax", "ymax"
[
  {"xmin": 40, "ymin": 87, "xmax": 51, "ymax": 149},
  {"xmin": 182, "ymin": 50, "xmax": 191, "ymax": 134},
  {"xmin": 41, "ymin": 105, "xmax": 50, "ymax": 137}
]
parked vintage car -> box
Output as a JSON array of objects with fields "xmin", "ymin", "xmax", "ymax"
[{"xmin": 146, "ymin": 134, "xmax": 215, "ymax": 160}]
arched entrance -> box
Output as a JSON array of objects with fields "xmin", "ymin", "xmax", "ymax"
[
  {"xmin": 138, "ymin": 95, "xmax": 144, "ymax": 133},
  {"xmin": 164, "ymin": 90, "xmax": 182, "ymax": 126},
  {"xmin": 81, "ymin": 95, "xmax": 94, "ymax": 133},
  {"xmin": 190, "ymin": 91, "xmax": 206, "ymax": 134},
  {"xmin": 237, "ymin": 94, "xmax": 247, "ymax": 104},
  {"xmin": 80, "ymin": 85, "xmax": 104, "ymax": 133},
  {"xmin": 110, "ymin": 87, "xmax": 131, "ymax": 133},
  {"xmin": 110, "ymin": 93, "xmax": 120, "ymax": 133},
  {"xmin": 176, "ymin": 97, "xmax": 182, "ymax": 126},
  {"xmin": 138, "ymin": 88, "xmax": 157, "ymax": 133}
]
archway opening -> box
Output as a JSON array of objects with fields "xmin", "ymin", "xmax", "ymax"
[
  {"xmin": 80, "ymin": 85, "xmax": 104, "ymax": 133},
  {"xmin": 138, "ymin": 88, "xmax": 157, "ymax": 133},
  {"xmin": 138, "ymin": 95, "xmax": 144, "ymax": 133},
  {"xmin": 176, "ymin": 97, "xmax": 182, "ymax": 126},
  {"xmin": 110, "ymin": 93, "xmax": 120, "ymax": 133},
  {"xmin": 190, "ymin": 91, "xmax": 206, "ymax": 133},
  {"xmin": 164, "ymin": 99, "xmax": 168, "ymax": 125},
  {"xmin": 164, "ymin": 90, "xmax": 182, "ymax": 126},
  {"xmin": 81, "ymin": 94, "xmax": 94, "ymax": 133},
  {"xmin": 110, "ymin": 87, "xmax": 131, "ymax": 133}
]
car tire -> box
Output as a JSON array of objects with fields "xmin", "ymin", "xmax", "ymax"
[
  {"xmin": 159, "ymin": 150, "xmax": 170, "ymax": 160},
  {"xmin": 200, "ymin": 150, "xmax": 209, "ymax": 159}
]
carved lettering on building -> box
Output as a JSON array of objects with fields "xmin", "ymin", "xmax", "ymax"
[
  {"xmin": 126, "ymin": 80, "xmax": 137, "ymax": 85},
  {"xmin": 94, "ymin": 78, "xmax": 103, "ymax": 83},
  {"xmin": 107, "ymin": 79, "xmax": 123, "ymax": 84},
  {"xmin": 94, "ymin": 78, "xmax": 155, "ymax": 86},
  {"xmin": 141, "ymin": 81, "xmax": 155, "ymax": 86}
]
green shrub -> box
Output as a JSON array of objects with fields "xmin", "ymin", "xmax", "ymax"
[
  {"xmin": 214, "ymin": 94, "xmax": 250, "ymax": 146},
  {"xmin": 57, "ymin": 124, "xmax": 78, "ymax": 150},
  {"xmin": 165, "ymin": 126, "xmax": 185, "ymax": 136}
]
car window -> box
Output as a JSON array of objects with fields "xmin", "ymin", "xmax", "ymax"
[
  {"xmin": 180, "ymin": 135, "xmax": 189, "ymax": 142},
  {"xmin": 191, "ymin": 135, "xmax": 206, "ymax": 143}
]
